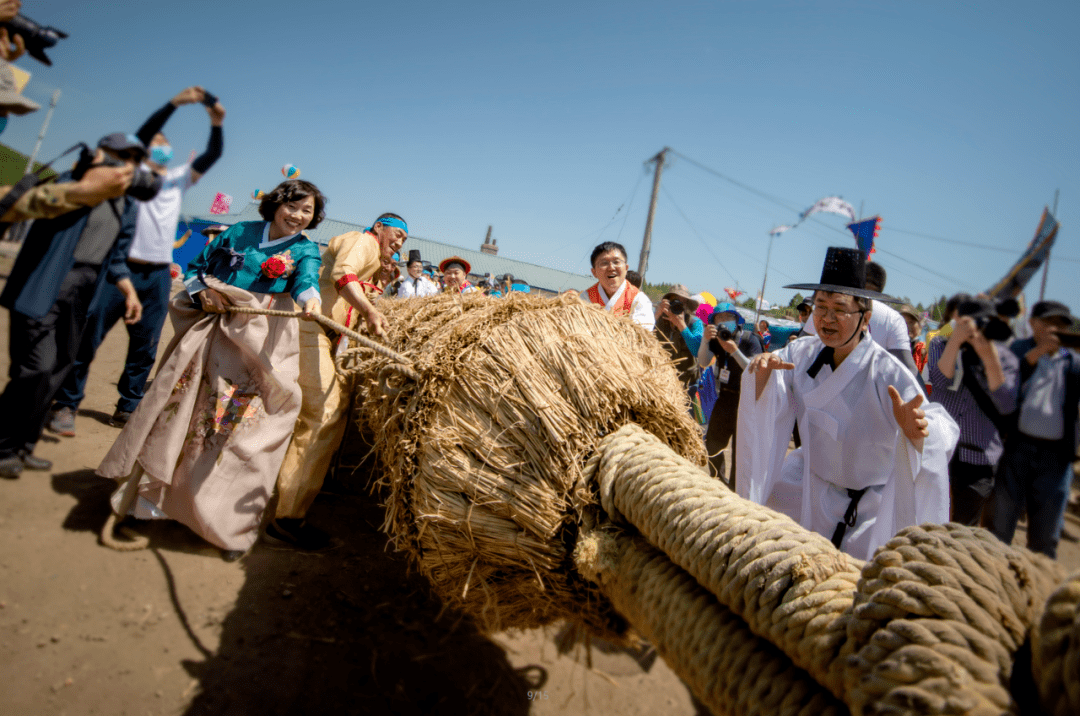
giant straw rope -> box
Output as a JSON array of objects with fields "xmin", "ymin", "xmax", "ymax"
[{"xmin": 99, "ymin": 298, "xmax": 1077, "ymax": 715}]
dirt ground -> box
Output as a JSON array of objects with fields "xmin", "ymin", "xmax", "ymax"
[{"xmin": 1, "ymin": 244, "xmax": 1078, "ymax": 716}]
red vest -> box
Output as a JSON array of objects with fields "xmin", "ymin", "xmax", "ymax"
[{"xmin": 586, "ymin": 282, "xmax": 639, "ymax": 317}]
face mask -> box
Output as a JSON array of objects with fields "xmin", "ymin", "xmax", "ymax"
[
  {"xmin": 150, "ymin": 144, "xmax": 173, "ymax": 165},
  {"xmin": 0, "ymin": 116, "xmax": 8, "ymax": 135}
]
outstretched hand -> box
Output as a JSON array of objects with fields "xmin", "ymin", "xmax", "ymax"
[
  {"xmin": 748, "ymin": 352, "xmax": 795, "ymax": 400},
  {"xmin": 888, "ymin": 385, "xmax": 927, "ymax": 452}
]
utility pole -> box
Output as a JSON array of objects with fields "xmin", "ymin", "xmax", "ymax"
[
  {"xmin": 24, "ymin": 89, "xmax": 60, "ymax": 175},
  {"xmin": 1038, "ymin": 189, "xmax": 1059, "ymax": 302},
  {"xmin": 637, "ymin": 147, "xmax": 669, "ymax": 281}
]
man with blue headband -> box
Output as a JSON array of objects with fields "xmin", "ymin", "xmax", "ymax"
[{"xmin": 270, "ymin": 212, "xmax": 407, "ymax": 550}]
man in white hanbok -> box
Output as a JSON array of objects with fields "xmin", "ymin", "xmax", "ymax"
[
  {"xmin": 737, "ymin": 247, "xmax": 958, "ymax": 560},
  {"xmin": 397, "ymin": 250, "xmax": 438, "ymax": 298}
]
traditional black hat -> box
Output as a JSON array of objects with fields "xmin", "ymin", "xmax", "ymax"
[
  {"xmin": 407, "ymin": 249, "xmax": 422, "ymax": 265},
  {"xmin": 784, "ymin": 247, "xmax": 900, "ymax": 303}
]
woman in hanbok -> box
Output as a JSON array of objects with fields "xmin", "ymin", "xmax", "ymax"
[{"xmin": 98, "ymin": 179, "xmax": 325, "ymax": 561}]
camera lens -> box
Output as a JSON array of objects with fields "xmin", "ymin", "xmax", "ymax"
[{"xmin": 669, "ymin": 299, "xmax": 683, "ymax": 314}]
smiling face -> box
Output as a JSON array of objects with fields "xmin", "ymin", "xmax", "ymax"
[
  {"xmin": 407, "ymin": 262, "xmax": 423, "ymax": 279},
  {"xmin": 374, "ymin": 222, "xmax": 407, "ymax": 260},
  {"xmin": 590, "ymin": 248, "xmax": 628, "ymax": 296},
  {"xmin": 443, "ymin": 265, "xmax": 466, "ymax": 288},
  {"xmin": 270, "ymin": 195, "xmax": 316, "ymax": 239},
  {"xmin": 813, "ymin": 291, "xmax": 870, "ymax": 352}
]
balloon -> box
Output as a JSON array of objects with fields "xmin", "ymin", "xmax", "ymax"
[
  {"xmin": 698, "ymin": 291, "xmax": 718, "ymax": 307},
  {"xmin": 252, "ymin": 189, "xmax": 265, "ymax": 200},
  {"xmin": 281, "ymin": 164, "xmax": 300, "ymax": 179}
]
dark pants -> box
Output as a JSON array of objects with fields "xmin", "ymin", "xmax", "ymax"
[
  {"xmin": 705, "ymin": 390, "xmax": 740, "ymax": 488},
  {"xmin": 0, "ymin": 264, "xmax": 100, "ymax": 458},
  {"xmin": 54, "ymin": 262, "xmax": 172, "ymax": 413},
  {"xmin": 990, "ymin": 436, "xmax": 1073, "ymax": 558},
  {"xmin": 947, "ymin": 454, "xmax": 994, "ymax": 526}
]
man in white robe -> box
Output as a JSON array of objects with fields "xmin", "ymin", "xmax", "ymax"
[
  {"xmin": 397, "ymin": 250, "xmax": 438, "ymax": 298},
  {"xmin": 737, "ymin": 247, "xmax": 958, "ymax": 560},
  {"xmin": 580, "ymin": 241, "xmax": 655, "ymax": 329}
]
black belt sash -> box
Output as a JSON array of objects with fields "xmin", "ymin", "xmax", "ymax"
[{"xmin": 830, "ymin": 487, "xmax": 868, "ymax": 549}]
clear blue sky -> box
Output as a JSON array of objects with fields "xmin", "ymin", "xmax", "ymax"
[{"xmin": 6, "ymin": 0, "xmax": 1078, "ymax": 311}]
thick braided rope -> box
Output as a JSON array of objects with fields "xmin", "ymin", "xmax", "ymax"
[
  {"xmin": 844, "ymin": 524, "xmax": 1068, "ymax": 715},
  {"xmin": 220, "ymin": 305, "xmax": 420, "ymax": 381},
  {"xmin": 584, "ymin": 423, "xmax": 862, "ymax": 697},
  {"xmin": 586, "ymin": 424, "xmax": 1072, "ymax": 715},
  {"xmin": 1031, "ymin": 572, "xmax": 1080, "ymax": 716},
  {"xmin": 574, "ymin": 529, "xmax": 849, "ymax": 716}
]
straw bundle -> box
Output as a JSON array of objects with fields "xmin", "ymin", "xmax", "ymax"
[{"xmin": 345, "ymin": 291, "xmax": 707, "ymax": 633}]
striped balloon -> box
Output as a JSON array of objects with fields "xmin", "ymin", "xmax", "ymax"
[
  {"xmin": 252, "ymin": 189, "xmax": 265, "ymax": 200},
  {"xmin": 281, "ymin": 164, "xmax": 300, "ymax": 179}
]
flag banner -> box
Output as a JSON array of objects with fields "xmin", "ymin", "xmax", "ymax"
[
  {"xmin": 210, "ymin": 192, "xmax": 233, "ymax": 215},
  {"xmin": 769, "ymin": 225, "xmax": 794, "ymax": 236},
  {"xmin": 801, "ymin": 196, "xmax": 856, "ymax": 223},
  {"xmin": 846, "ymin": 216, "xmax": 881, "ymax": 256},
  {"xmin": 724, "ymin": 287, "xmax": 745, "ymax": 301},
  {"xmin": 986, "ymin": 208, "xmax": 1059, "ymax": 300}
]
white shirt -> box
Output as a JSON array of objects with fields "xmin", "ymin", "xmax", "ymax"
[
  {"xmin": 398, "ymin": 275, "xmax": 439, "ymax": 298},
  {"xmin": 127, "ymin": 164, "xmax": 194, "ymax": 264},
  {"xmin": 737, "ymin": 335, "xmax": 957, "ymax": 560},
  {"xmin": 580, "ymin": 281, "xmax": 655, "ymax": 329},
  {"xmin": 804, "ymin": 299, "xmax": 910, "ymax": 352}
]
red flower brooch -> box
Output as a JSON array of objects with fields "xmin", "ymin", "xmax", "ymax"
[{"xmin": 261, "ymin": 250, "xmax": 295, "ymax": 280}]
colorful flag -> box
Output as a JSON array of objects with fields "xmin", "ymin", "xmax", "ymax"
[
  {"xmin": 210, "ymin": 192, "xmax": 232, "ymax": 215},
  {"xmin": 800, "ymin": 196, "xmax": 856, "ymax": 223},
  {"xmin": 724, "ymin": 287, "xmax": 745, "ymax": 301},
  {"xmin": 986, "ymin": 208, "xmax": 1060, "ymax": 300},
  {"xmin": 846, "ymin": 216, "xmax": 881, "ymax": 257}
]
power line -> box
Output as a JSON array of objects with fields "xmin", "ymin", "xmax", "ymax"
[
  {"xmin": 669, "ymin": 148, "xmax": 1040, "ymax": 296},
  {"xmin": 660, "ymin": 186, "xmax": 739, "ymax": 285}
]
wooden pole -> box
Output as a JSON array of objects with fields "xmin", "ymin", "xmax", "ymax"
[
  {"xmin": 637, "ymin": 148, "xmax": 669, "ymax": 281},
  {"xmin": 24, "ymin": 89, "xmax": 60, "ymax": 176},
  {"xmin": 1038, "ymin": 189, "xmax": 1059, "ymax": 301},
  {"xmin": 754, "ymin": 232, "xmax": 775, "ymax": 328}
]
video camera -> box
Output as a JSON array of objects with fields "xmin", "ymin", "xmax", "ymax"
[
  {"xmin": 72, "ymin": 144, "xmax": 161, "ymax": 202},
  {"xmin": 2, "ymin": 14, "xmax": 67, "ymax": 66}
]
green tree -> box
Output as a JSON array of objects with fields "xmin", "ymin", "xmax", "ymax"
[
  {"xmin": 788, "ymin": 293, "xmax": 804, "ymax": 309},
  {"xmin": 741, "ymin": 298, "xmax": 756, "ymax": 310}
]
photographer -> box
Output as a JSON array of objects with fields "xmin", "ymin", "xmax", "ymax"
[
  {"xmin": 929, "ymin": 295, "xmax": 1019, "ymax": 525},
  {"xmin": 990, "ymin": 300, "xmax": 1080, "ymax": 558},
  {"xmin": 697, "ymin": 302, "xmax": 763, "ymax": 484},
  {"xmin": 0, "ymin": 133, "xmax": 145, "ymax": 478},
  {"xmin": 49, "ymin": 87, "xmax": 225, "ymax": 433},
  {"xmin": 654, "ymin": 285, "xmax": 703, "ymax": 396}
]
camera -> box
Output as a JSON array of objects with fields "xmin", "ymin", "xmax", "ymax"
[
  {"xmin": 2, "ymin": 14, "xmax": 68, "ymax": 66},
  {"xmin": 668, "ymin": 298, "xmax": 684, "ymax": 315},
  {"xmin": 717, "ymin": 326, "xmax": 734, "ymax": 341},
  {"xmin": 956, "ymin": 299, "xmax": 1012, "ymax": 343},
  {"xmin": 73, "ymin": 147, "xmax": 161, "ymax": 202}
]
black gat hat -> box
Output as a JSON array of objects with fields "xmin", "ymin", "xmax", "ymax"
[{"xmin": 784, "ymin": 247, "xmax": 900, "ymax": 303}]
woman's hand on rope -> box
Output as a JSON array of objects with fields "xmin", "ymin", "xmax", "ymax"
[
  {"xmin": 888, "ymin": 385, "xmax": 927, "ymax": 452},
  {"xmin": 301, "ymin": 297, "xmax": 321, "ymax": 318},
  {"xmin": 198, "ymin": 288, "xmax": 231, "ymax": 314},
  {"xmin": 747, "ymin": 352, "xmax": 794, "ymax": 400},
  {"xmin": 364, "ymin": 306, "xmax": 390, "ymax": 338}
]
